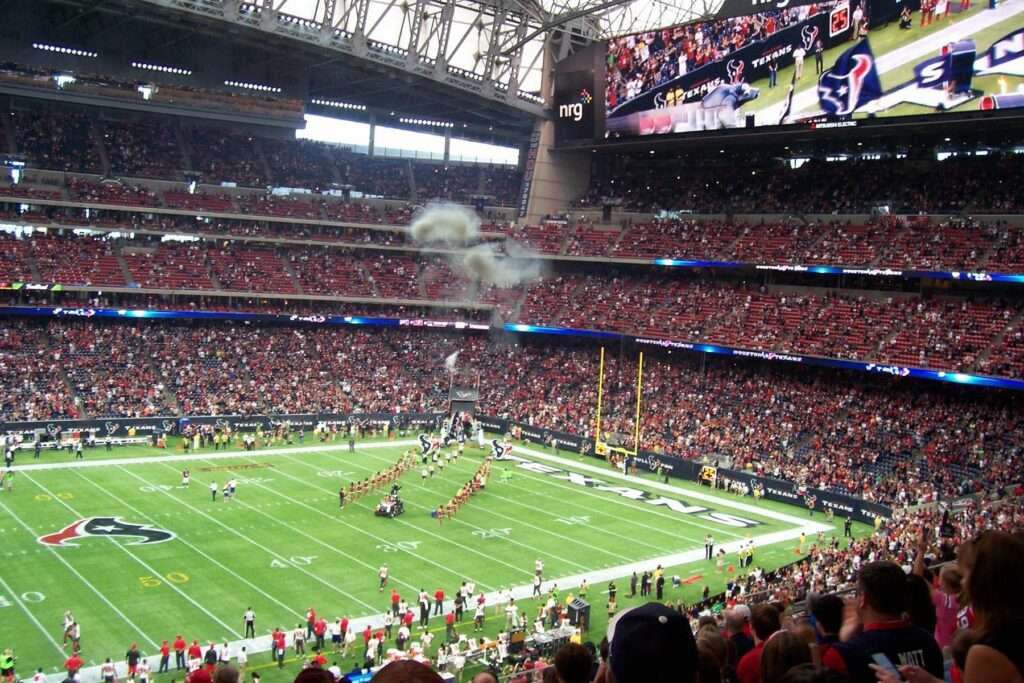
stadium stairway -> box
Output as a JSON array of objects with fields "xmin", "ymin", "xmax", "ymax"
[
  {"xmin": 973, "ymin": 307, "xmax": 1024, "ymax": 372},
  {"xmin": 116, "ymin": 251, "xmax": 135, "ymax": 287},
  {"xmin": 407, "ymin": 159, "xmax": 417, "ymax": 201},
  {"xmin": 279, "ymin": 248, "xmax": 306, "ymax": 294},
  {"xmin": 0, "ymin": 112, "xmax": 15, "ymax": 154},
  {"xmin": 88, "ymin": 119, "xmax": 112, "ymax": 177},
  {"xmin": 253, "ymin": 138, "xmax": 273, "ymax": 188},
  {"xmin": 173, "ymin": 124, "xmax": 193, "ymax": 172}
]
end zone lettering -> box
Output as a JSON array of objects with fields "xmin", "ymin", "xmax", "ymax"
[{"xmin": 503, "ymin": 453, "xmax": 760, "ymax": 528}]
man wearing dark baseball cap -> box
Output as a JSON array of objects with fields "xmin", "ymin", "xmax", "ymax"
[{"xmin": 602, "ymin": 602, "xmax": 698, "ymax": 683}]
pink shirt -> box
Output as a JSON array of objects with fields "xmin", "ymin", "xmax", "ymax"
[{"xmin": 933, "ymin": 589, "xmax": 959, "ymax": 648}]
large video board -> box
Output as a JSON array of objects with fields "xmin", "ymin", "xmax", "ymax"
[{"xmin": 602, "ymin": 0, "xmax": 1024, "ymax": 137}]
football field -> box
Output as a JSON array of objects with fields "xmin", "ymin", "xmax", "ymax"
[{"xmin": 0, "ymin": 437, "xmax": 856, "ymax": 682}]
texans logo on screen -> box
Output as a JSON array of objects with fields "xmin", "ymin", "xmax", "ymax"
[
  {"xmin": 162, "ymin": 420, "xmax": 176, "ymax": 433},
  {"xmin": 105, "ymin": 422, "xmax": 120, "ymax": 436},
  {"xmin": 727, "ymin": 59, "xmax": 745, "ymax": 84},
  {"xmin": 802, "ymin": 25, "xmax": 819, "ymax": 51},
  {"xmin": 214, "ymin": 418, "xmax": 231, "ymax": 431},
  {"xmin": 46, "ymin": 423, "xmax": 60, "ymax": 437},
  {"xmin": 38, "ymin": 517, "xmax": 175, "ymax": 547}
]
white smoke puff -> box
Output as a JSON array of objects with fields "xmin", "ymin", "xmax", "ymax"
[
  {"xmin": 444, "ymin": 351, "xmax": 460, "ymax": 373},
  {"xmin": 458, "ymin": 241, "xmax": 542, "ymax": 289},
  {"xmin": 410, "ymin": 203, "xmax": 481, "ymax": 244}
]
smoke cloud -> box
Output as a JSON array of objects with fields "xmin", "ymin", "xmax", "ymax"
[
  {"xmin": 408, "ymin": 202, "xmax": 543, "ymax": 291},
  {"xmin": 410, "ymin": 203, "xmax": 481, "ymax": 245},
  {"xmin": 444, "ymin": 351, "xmax": 460, "ymax": 373},
  {"xmin": 458, "ymin": 242, "xmax": 542, "ymax": 289}
]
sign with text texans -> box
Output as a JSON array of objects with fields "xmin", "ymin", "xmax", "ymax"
[{"xmin": 38, "ymin": 517, "xmax": 175, "ymax": 547}]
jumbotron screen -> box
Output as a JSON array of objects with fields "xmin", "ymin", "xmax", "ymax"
[{"xmin": 603, "ymin": 0, "xmax": 1024, "ymax": 137}]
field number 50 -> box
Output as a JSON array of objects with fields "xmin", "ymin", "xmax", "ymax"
[{"xmin": 139, "ymin": 572, "xmax": 190, "ymax": 588}]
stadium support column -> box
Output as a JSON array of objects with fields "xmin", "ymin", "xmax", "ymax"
[
  {"xmin": 522, "ymin": 119, "xmax": 589, "ymax": 223},
  {"xmin": 444, "ymin": 128, "xmax": 451, "ymax": 162},
  {"xmin": 368, "ymin": 113, "xmax": 376, "ymax": 157}
]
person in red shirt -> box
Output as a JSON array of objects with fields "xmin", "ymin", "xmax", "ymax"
[
  {"xmin": 64, "ymin": 654, "xmax": 83, "ymax": 675},
  {"xmin": 434, "ymin": 589, "xmax": 445, "ymax": 616},
  {"xmin": 173, "ymin": 636, "xmax": 187, "ymax": 671},
  {"xmin": 390, "ymin": 590, "xmax": 400, "ymax": 616},
  {"xmin": 314, "ymin": 618, "xmax": 327, "ymax": 652},
  {"xmin": 362, "ymin": 625, "xmax": 372, "ymax": 660},
  {"xmin": 187, "ymin": 640, "xmax": 202, "ymax": 667},
  {"xmin": 445, "ymin": 611, "xmax": 456, "ymax": 642},
  {"xmin": 339, "ymin": 617, "xmax": 349, "ymax": 638},
  {"xmin": 311, "ymin": 651, "xmax": 327, "ymax": 668},
  {"xmin": 306, "ymin": 608, "xmax": 317, "ymax": 639},
  {"xmin": 272, "ymin": 628, "xmax": 286, "ymax": 669},
  {"xmin": 737, "ymin": 604, "xmax": 781, "ymax": 683},
  {"xmin": 159, "ymin": 640, "xmax": 171, "ymax": 673},
  {"xmin": 402, "ymin": 610, "xmax": 414, "ymax": 628}
]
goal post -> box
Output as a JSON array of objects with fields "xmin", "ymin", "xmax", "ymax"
[{"xmin": 594, "ymin": 347, "xmax": 645, "ymax": 458}]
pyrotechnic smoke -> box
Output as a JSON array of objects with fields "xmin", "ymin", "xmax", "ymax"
[
  {"xmin": 444, "ymin": 351, "xmax": 460, "ymax": 373},
  {"xmin": 408, "ymin": 202, "xmax": 543, "ymax": 291},
  {"xmin": 458, "ymin": 242, "xmax": 542, "ymax": 289},
  {"xmin": 410, "ymin": 203, "xmax": 481, "ymax": 245}
]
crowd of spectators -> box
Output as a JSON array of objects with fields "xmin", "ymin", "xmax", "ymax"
[
  {"xmin": 1, "ymin": 319, "xmax": 1020, "ymax": 506},
  {"xmin": 5, "ymin": 106, "xmax": 523, "ymax": 204},
  {"xmin": 101, "ymin": 117, "xmax": 186, "ymax": 179},
  {"xmin": 11, "ymin": 108, "xmax": 103, "ymax": 174},
  {"xmin": 581, "ymin": 155, "xmax": 1024, "ymax": 215},
  {"xmin": 3, "ymin": 227, "xmax": 1024, "ymax": 376}
]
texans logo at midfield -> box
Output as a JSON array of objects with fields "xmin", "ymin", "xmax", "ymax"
[{"xmin": 38, "ymin": 517, "xmax": 175, "ymax": 547}]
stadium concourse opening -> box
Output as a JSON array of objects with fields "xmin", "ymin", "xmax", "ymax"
[{"xmin": 1, "ymin": 0, "xmax": 1023, "ymax": 682}]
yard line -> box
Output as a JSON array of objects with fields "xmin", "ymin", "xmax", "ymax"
[
  {"xmin": 0, "ymin": 499, "xmax": 160, "ymax": 650},
  {"xmin": 0, "ymin": 572, "xmax": 65, "ymax": 656},
  {"xmin": 118, "ymin": 464, "xmax": 376, "ymax": 614},
  {"xmin": 156, "ymin": 461, "xmax": 454, "ymax": 602},
  {"xmin": 22, "ymin": 473, "xmax": 242, "ymax": 640},
  {"xmin": 188, "ymin": 457, "xmax": 512, "ymax": 589},
  {"xmin": 11, "ymin": 441, "xmax": 404, "ymax": 473},
  {"xmin": 268, "ymin": 452, "xmax": 594, "ymax": 576},
  {"xmin": 77, "ymin": 467, "xmax": 304, "ymax": 621},
  {"xmin": 328, "ymin": 449, "xmax": 644, "ymax": 564}
]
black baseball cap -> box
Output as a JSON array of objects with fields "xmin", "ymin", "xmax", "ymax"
[{"xmin": 607, "ymin": 603, "xmax": 697, "ymax": 683}]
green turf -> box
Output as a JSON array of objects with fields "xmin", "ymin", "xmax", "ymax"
[{"xmin": 0, "ymin": 438, "xmax": 871, "ymax": 683}]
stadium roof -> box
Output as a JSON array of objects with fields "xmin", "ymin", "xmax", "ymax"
[{"xmin": 526, "ymin": 0, "xmax": 715, "ymax": 38}]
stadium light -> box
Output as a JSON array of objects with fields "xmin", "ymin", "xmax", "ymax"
[
  {"xmin": 131, "ymin": 61, "xmax": 192, "ymax": 76},
  {"xmin": 32, "ymin": 42, "xmax": 97, "ymax": 58},
  {"xmin": 224, "ymin": 80, "xmax": 282, "ymax": 93},
  {"xmin": 399, "ymin": 117, "xmax": 453, "ymax": 129},
  {"xmin": 311, "ymin": 98, "xmax": 366, "ymax": 111}
]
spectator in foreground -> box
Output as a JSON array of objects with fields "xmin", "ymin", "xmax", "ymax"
[
  {"xmin": 737, "ymin": 604, "xmax": 781, "ymax": 683},
  {"xmin": 761, "ymin": 631, "xmax": 812, "ymax": 683},
  {"xmin": 959, "ymin": 531, "xmax": 1024, "ymax": 683},
  {"xmin": 835, "ymin": 561, "xmax": 943, "ymax": 683},
  {"xmin": 371, "ymin": 660, "xmax": 444, "ymax": 682},
  {"xmin": 597, "ymin": 602, "xmax": 698, "ymax": 683},
  {"xmin": 808, "ymin": 594, "xmax": 848, "ymax": 674},
  {"xmin": 726, "ymin": 607, "xmax": 755, "ymax": 662},
  {"xmin": 554, "ymin": 643, "xmax": 593, "ymax": 683}
]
